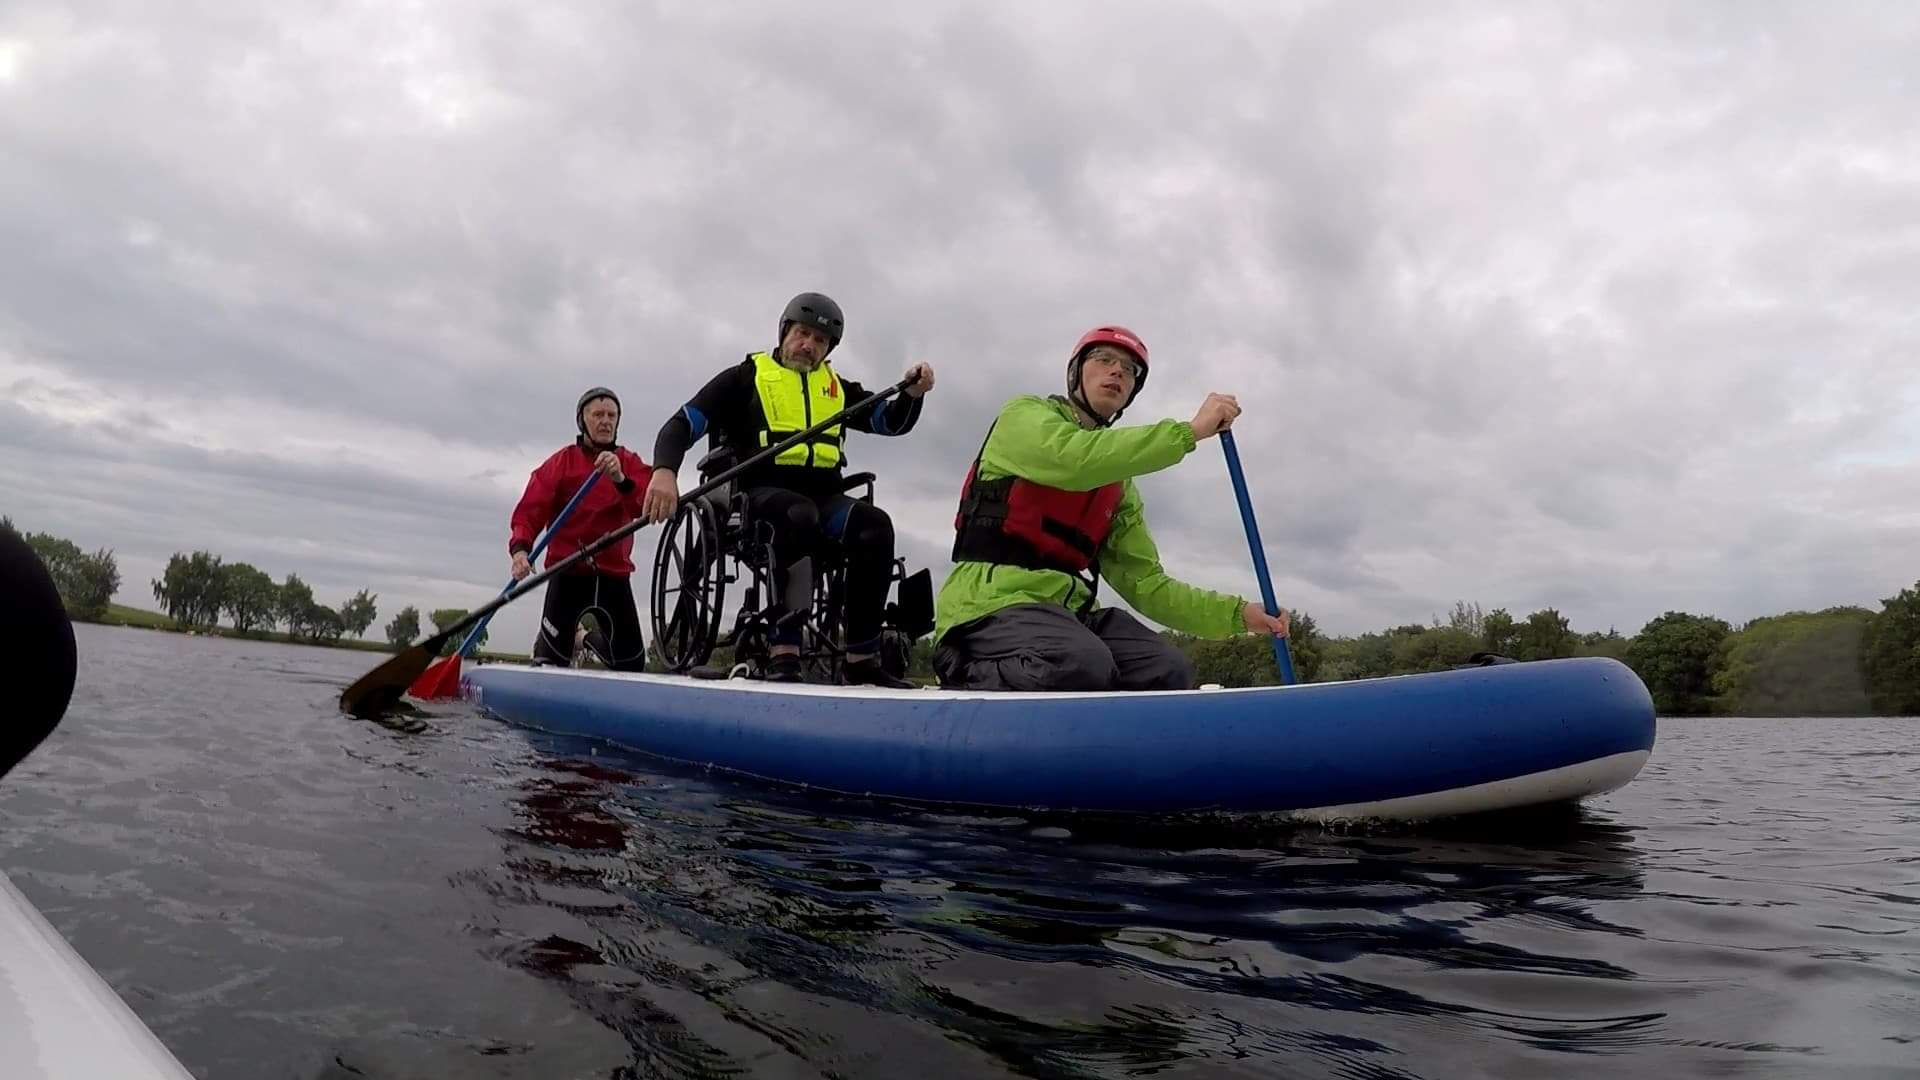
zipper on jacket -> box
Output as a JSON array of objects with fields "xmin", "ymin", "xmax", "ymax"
[{"xmin": 800, "ymin": 368, "xmax": 814, "ymax": 468}]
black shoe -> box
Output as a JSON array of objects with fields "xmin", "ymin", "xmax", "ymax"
[
  {"xmin": 764, "ymin": 653, "xmax": 803, "ymax": 683},
  {"xmin": 842, "ymin": 657, "xmax": 915, "ymax": 690}
]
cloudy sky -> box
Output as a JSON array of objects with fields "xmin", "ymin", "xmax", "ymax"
[{"xmin": 3, "ymin": 1, "xmax": 1915, "ymax": 658}]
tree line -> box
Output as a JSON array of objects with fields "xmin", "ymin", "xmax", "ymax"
[
  {"xmin": 4, "ymin": 517, "xmax": 122, "ymax": 621},
  {"xmin": 144, "ymin": 547, "xmax": 484, "ymax": 654},
  {"xmin": 11, "ymin": 519, "xmax": 1915, "ymax": 712},
  {"xmin": 1168, "ymin": 587, "xmax": 1920, "ymax": 717},
  {"xmin": 146, "ymin": 548, "xmax": 380, "ymax": 643},
  {"xmin": 12, "ymin": 520, "xmax": 492, "ymax": 656}
]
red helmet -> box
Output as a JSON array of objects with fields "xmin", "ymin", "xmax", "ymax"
[
  {"xmin": 1072, "ymin": 325, "xmax": 1148, "ymax": 373},
  {"xmin": 1067, "ymin": 325, "xmax": 1149, "ymax": 425}
]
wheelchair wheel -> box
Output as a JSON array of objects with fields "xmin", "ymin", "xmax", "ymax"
[{"xmin": 649, "ymin": 498, "xmax": 725, "ymax": 672}]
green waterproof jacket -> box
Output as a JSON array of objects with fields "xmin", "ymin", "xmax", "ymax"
[{"xmin": 934, "ymin": 394, "xmax": 1249, "ymax": 644}]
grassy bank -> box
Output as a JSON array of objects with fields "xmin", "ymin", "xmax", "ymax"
[{"xmin": 84, "ymin": 604, "xmax": 530, "ymax": 661}]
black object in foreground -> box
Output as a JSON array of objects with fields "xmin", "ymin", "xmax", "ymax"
[{"xmin": 1, "ymin": 528, "xmax": 78, "ymax": 780}]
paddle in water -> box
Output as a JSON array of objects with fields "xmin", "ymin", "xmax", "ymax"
[
  {"xmin": 1219, "ymin": 429, "xmax": 1296, "ymax": 685},
  {"xmin": 339, "ymin": 376, "xmax": 918, "ymax": 719},
  {"xmin": 407, "ymin": 471, "xmax": 604, "ymax": 701}
]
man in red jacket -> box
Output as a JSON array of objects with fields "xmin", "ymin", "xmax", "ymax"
[{"xmin": 509, "ymin": 387, "xmax": 653, "ymax": 670}]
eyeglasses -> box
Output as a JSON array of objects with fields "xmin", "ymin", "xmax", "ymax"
[{"xmin": 1084, "ymin": 352, "xmax": 1143, "ymax": 381}]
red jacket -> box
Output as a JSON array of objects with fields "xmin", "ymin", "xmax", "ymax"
[{"xmin": 509, "ymin": 441, "xmax": 654, "ymax": 576}]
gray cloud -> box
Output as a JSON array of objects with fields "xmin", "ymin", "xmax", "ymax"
[{"xmin": 3, "ymin": 0, "xmax": 1917, "ymax": 659}]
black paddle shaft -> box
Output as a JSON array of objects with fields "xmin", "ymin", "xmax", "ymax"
[{"xmin": 412, "ymin": 376, "xmax": 914, "ymax": 658}]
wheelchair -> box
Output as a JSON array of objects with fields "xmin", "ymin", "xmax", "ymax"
[{"xmin": 648, "ymin": 444, "xmax": 936, "ymax": 683}]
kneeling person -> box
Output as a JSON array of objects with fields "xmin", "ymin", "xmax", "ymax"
[
  {"xmin": 934, "ymin": 327, "xmax": 1290, "ymax": 692},
  {"xmin": 510, "ymin": 387, "xmax": 654, "ymax": 671}
]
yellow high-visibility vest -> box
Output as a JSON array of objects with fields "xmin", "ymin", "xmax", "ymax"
[{"xmin": 752, "ymin": 350, "xmax": 844, "ymax": 468}]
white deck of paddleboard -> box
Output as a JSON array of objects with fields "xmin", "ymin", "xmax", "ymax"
[{"xmin": 0, "ymin": 871, "xmax": 193, "ymax": 1080}]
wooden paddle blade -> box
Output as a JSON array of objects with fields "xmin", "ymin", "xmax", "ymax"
[
  {"xmin": 339, "ymin": 643, "xmax": 437, "ymax": 719},
  {"xmin": 407, "ymin": 654, "xmax": 464, "ymax": 701}
]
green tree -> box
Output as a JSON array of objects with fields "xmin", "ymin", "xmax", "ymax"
[
  {"xmin": 1181, "ymin": 634, "xmax": 1271, "ymax": 686},
  {"xmin": 430, "ymin": 607, "xmax": 485, "ymax": 655},
  {"xmin": 1512, "ymin": 608, "xmax": 1576, "ymax": 661},
  {"xmin": 1712, "ymin": 607, "xmax": 1874, "ymax": 716},
  {"xmin": 1325, "ymin": 631, "xmax": 1396, "ymax": 681},
  {"xmin": 1861, "ymin": 581, "xmax": 1920, "ymax": 715},
  {"xmin": 338, "ymin": 589, "xmax": 379, "ymax": 638},
  {"xmin": 1285, "ymin": 610, "xmax": 1324, "ymax": 683},
  {"xmin": 23, "ymin": 529, "xmax": 120, "ymax": 621},
  {"xmin": 24, "ymin": 532, "xmax": 81, "ymax": 603},
  {"xmin": 1443, "ymin": 601, "xmax": 1484, "ymax": 638},
  {"xmin": 72, "ymin": 547, "xmax": 121, "ymax": 620},
  {"xmin": 307, "ymin": 604, "xmax": 347, "ymax": 644},
  {"xmin": 1481, "ymin": 607, "xmax": 1517, "ymax": 656},
  {"xmin": 0, "ymin": 516, "xmax": 18, "ymax": 542},
  {"xmin": 23, "ymin": 531, "xmax": 84, "ymax": 585},
  {"xmin": 219, "ymin": 563, "xmax": 280, "ymax": 634},
  {"xmin": 277, "ymin": 574, "xmax": 316, "ymax": 639},
  {"xmin": 1575, "ymin": 629, "xmax": 1631, "ymax": 664},
  {"xmin": 1626, "ymin": 611, "xmax": 1730, "ymax": 715},
  {"xmin": 385, "ymin": 605, "xmax": 422, "ymax": 648},
  {"xmin": 152, "ymin": 551, "xmax": 227, "ymax": 628},
  {"xmin": 1389, "ymin": 625, "xmax": 1479, "ymax": 673}
]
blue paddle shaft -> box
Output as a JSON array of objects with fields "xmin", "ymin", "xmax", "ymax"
[
  {"xmin": 1219, "ymin": 430, "xmax": 1296, "ymax": 685},
  {"xmin": 454, "ymin": 469, "xmax": 603, "ymax": 658}
]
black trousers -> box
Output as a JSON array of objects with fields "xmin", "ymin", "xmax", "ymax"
[
  {"xmin": 745, "ymin": 486, "xmax": 895, "ymax": 650},
  {"xmin": 934, "ymin": 602, "xmax": 1196, "ymax": 692},
  {"xmin": 533, "ymin": 572, "xmax": 646, "ymax": 671}
]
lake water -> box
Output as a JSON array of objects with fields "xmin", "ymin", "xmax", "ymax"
[{"xmin": 1, "ymin": 624, "xmax": 1915, "ymax": 1078}]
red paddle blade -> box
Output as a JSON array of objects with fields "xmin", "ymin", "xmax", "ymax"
[{"xmin": 407, "ymin": 654, "xmax": 464, "ymax": 700}]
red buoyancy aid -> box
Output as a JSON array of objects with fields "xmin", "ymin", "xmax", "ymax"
[{"xmin": 951, "ymin": 447, "xmax": 1125, "ymax": 574}]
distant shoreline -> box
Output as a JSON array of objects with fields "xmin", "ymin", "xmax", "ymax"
[{"xmin": 78, "ymin": 603, "xmax": 532, "ymax": 663}]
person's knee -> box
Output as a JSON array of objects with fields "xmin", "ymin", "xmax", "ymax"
[
  {"xmin": 1132, "ymin": 641, "xmax": 1196, "ymax": 691},
  {"xmin": 1052, "ymin": 638, "xmax": 1121, "ymax": 687},
  {"xmin": 850, "ymin": 504, "xmax": 894, "ymax": 553},
  {"xmin": 781, "ymin": 498, "xmax": 821, "ymax": 540},
  {"xmin": 1158, "ymin": 646, "xmax": 1197, "ymax": 690}
]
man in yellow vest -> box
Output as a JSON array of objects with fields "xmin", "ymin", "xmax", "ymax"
[{"xmin": 645, "ymin": 292, "xmax": 935, "ymax": 686}]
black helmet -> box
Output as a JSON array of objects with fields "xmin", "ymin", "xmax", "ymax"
[
  {"xmin": 778, "ymin": 292, "xmax": 844, "ymax": 355},
  {"xmin": 576, "ymin": 386, "xmax": 620, "ymax": 437}
]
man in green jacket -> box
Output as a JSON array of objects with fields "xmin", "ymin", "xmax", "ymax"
[{"xmin": 933, "ymin": 325, "xmax": 1290, "ymax": 692}]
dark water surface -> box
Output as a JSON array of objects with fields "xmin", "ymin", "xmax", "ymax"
[{"xmin": 2, "ymin": 625, "xmax": 1915, "ymax": 1078}]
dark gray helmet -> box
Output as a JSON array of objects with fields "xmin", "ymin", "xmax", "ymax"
[
  {"xmin": 778, "ymin": 292, "xmax": 844, "ymax": 354},
  {"xmin": 576, "ymin": 386, "xmax": 620, "ymax": 436}
]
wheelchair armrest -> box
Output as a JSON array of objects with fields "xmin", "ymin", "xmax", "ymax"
[
  {"xmin": 695, "ymin": 446, "xmax": 738, "ymax": 478},
  {"xmin": 839, "ymin": 471, "xmax": 877, "ymax": 493}
]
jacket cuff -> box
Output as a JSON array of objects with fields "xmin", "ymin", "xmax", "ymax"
[
  {"xmin": 1175, "ymin": 421, "xmax": 1198, "ymax": 453},
  {"xmin": 509, "ymin": 541, "xmax": 532, "ymax": 557},
  {"xmin": 615, "ymin": 475, "xmax": 636, "ymax": 494},
  {"xmin": 1229, "ymin": 596, "xmax": 1253, "ymax": 635}
]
